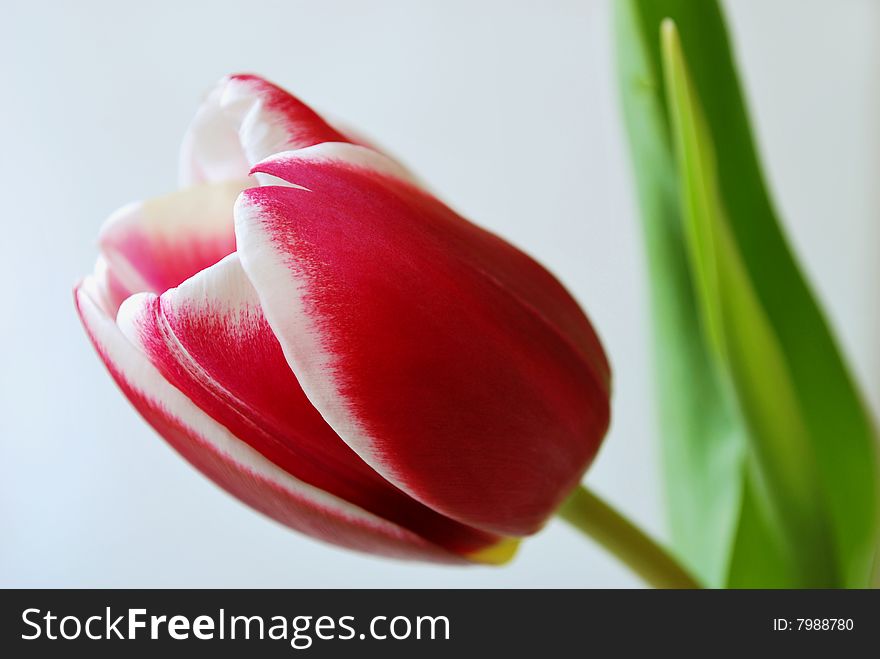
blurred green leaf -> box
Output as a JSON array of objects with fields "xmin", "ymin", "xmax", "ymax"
[
  {"xmin": 614, "ymin": 0, "xmax": 878, "ymax": 587},
  {"xmin": 613, "ymin": 0, "xmax": 745, "ymax": 588},
  {"xmin": 661, "ymin": 20, "xmax": 836, "ymax": 585}
]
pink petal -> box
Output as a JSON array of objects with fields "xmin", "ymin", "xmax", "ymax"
[
  {"xmin": 179, "ymin": 74, "xmax": 350, "ymax": 187},
  {"xmin": 74, "ymin": 274, "xmax": 489, "ymax": 563},
  {"xmin": 235, "ymin": 144, "xmax": 611, "ymax": 537},
  {"xmin": 97, "ymin": 179, "xmax": 249, "ymax": 311}
]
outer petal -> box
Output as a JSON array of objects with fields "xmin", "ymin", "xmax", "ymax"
[
  {"xmin": 179, "ymin": 74, "xmax": 350, "ymax": 186},
  {"xmin": 114, "ymin": 252, "xmax": 507, "ymax": 558},
  {"xmin": 235, "ymin": 143, "xmax": 611, "ymax": 537},
  {"xmin": 97, "ymin": 179, "xmax": 249, "ymax": 310},
  {"xmin": 74, "ymin": 275, "xmax": 477, "ymax": 563}
]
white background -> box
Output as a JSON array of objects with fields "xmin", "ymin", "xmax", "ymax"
[{"xmin": 1, "ymin": 0, "xmax": 877, "ymax": 587}]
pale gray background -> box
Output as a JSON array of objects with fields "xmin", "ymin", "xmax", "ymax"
[{"xmin": 1, "ymin": 0, "xmax": 877, "ymax": 587}]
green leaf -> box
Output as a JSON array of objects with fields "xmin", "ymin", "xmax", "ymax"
[
  {"xmin": 615, "ymin": 0, "xmax": 878, "ymax": 588},
  {"xmin": 613, "ymin": 0, "xmax": 746, "ymax": 588},
  {"xmin": 662, "ymin": 19, "xmax": 838, "ymax": 585}
]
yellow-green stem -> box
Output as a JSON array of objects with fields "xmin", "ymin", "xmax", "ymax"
[{"xmin": 558, "ymin": 484, "xmax": 701, "ymax": 589}]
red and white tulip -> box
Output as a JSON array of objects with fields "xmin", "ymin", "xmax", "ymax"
[{"xmin": 75, "ymin": 74, "xmax": 611, "ymax": 563}]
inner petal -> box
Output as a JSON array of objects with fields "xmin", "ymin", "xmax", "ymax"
[
  {"xmin": 97, "ymin": 178, "xmax": 250, "ymax": 309},
  {"xmin": 97, "ymin": 74, "xmax": 353, "ymax": 314},
  {"xmin": 179, "ymin": 74, "xmax": 349, "ymax": 187}
]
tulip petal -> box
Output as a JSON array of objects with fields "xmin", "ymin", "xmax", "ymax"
[
  {"xmin": 92, "ymin": 256, "xmax": 134, "ymax": 317},
  {"xmin": 97, "ymin": 179, "xmax": 250, "ymax": 311},
  {"xmin": 74, "ymin": 274, "xmax": 486, "ymax": 562},
  {"xmin": 112, "ymin": 253, "xmax": 507, "ymax": 559},
  {"xmin": 235, "ymin": 144, "xmax": 610, "ymax": 536},
  {"xmin": 179, "ymin": 74, "xmax": 349, "ymax": 186}
]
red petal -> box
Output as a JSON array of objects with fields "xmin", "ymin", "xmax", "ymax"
[
  {"xmin": 113, "ymin": 254, "xmax": 506, "ymax": 558},
  {"xmin": 97, "ymin": 180, "xmax": 248, "ymax": 309},
  {"xmin": 74, "ymin": 276, "xmax": 488, "ymax": 562},
  {"xmin": 235, "ymin": 144, "xmax": 611, "ymax": 536}
]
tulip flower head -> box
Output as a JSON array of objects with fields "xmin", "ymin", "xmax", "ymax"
[{"xmin": 75, "ymin": 74, "xmax": 611, "ymax": 564}]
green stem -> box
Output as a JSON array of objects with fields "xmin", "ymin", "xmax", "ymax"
[{"xmin": 557, "ymin": 484, "xmax": 701, "ymax": 589}]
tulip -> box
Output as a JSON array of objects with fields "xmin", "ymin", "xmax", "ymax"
[{"xmin": 74, "ymin": 74, "xmax": 611, "ymax": 564}]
